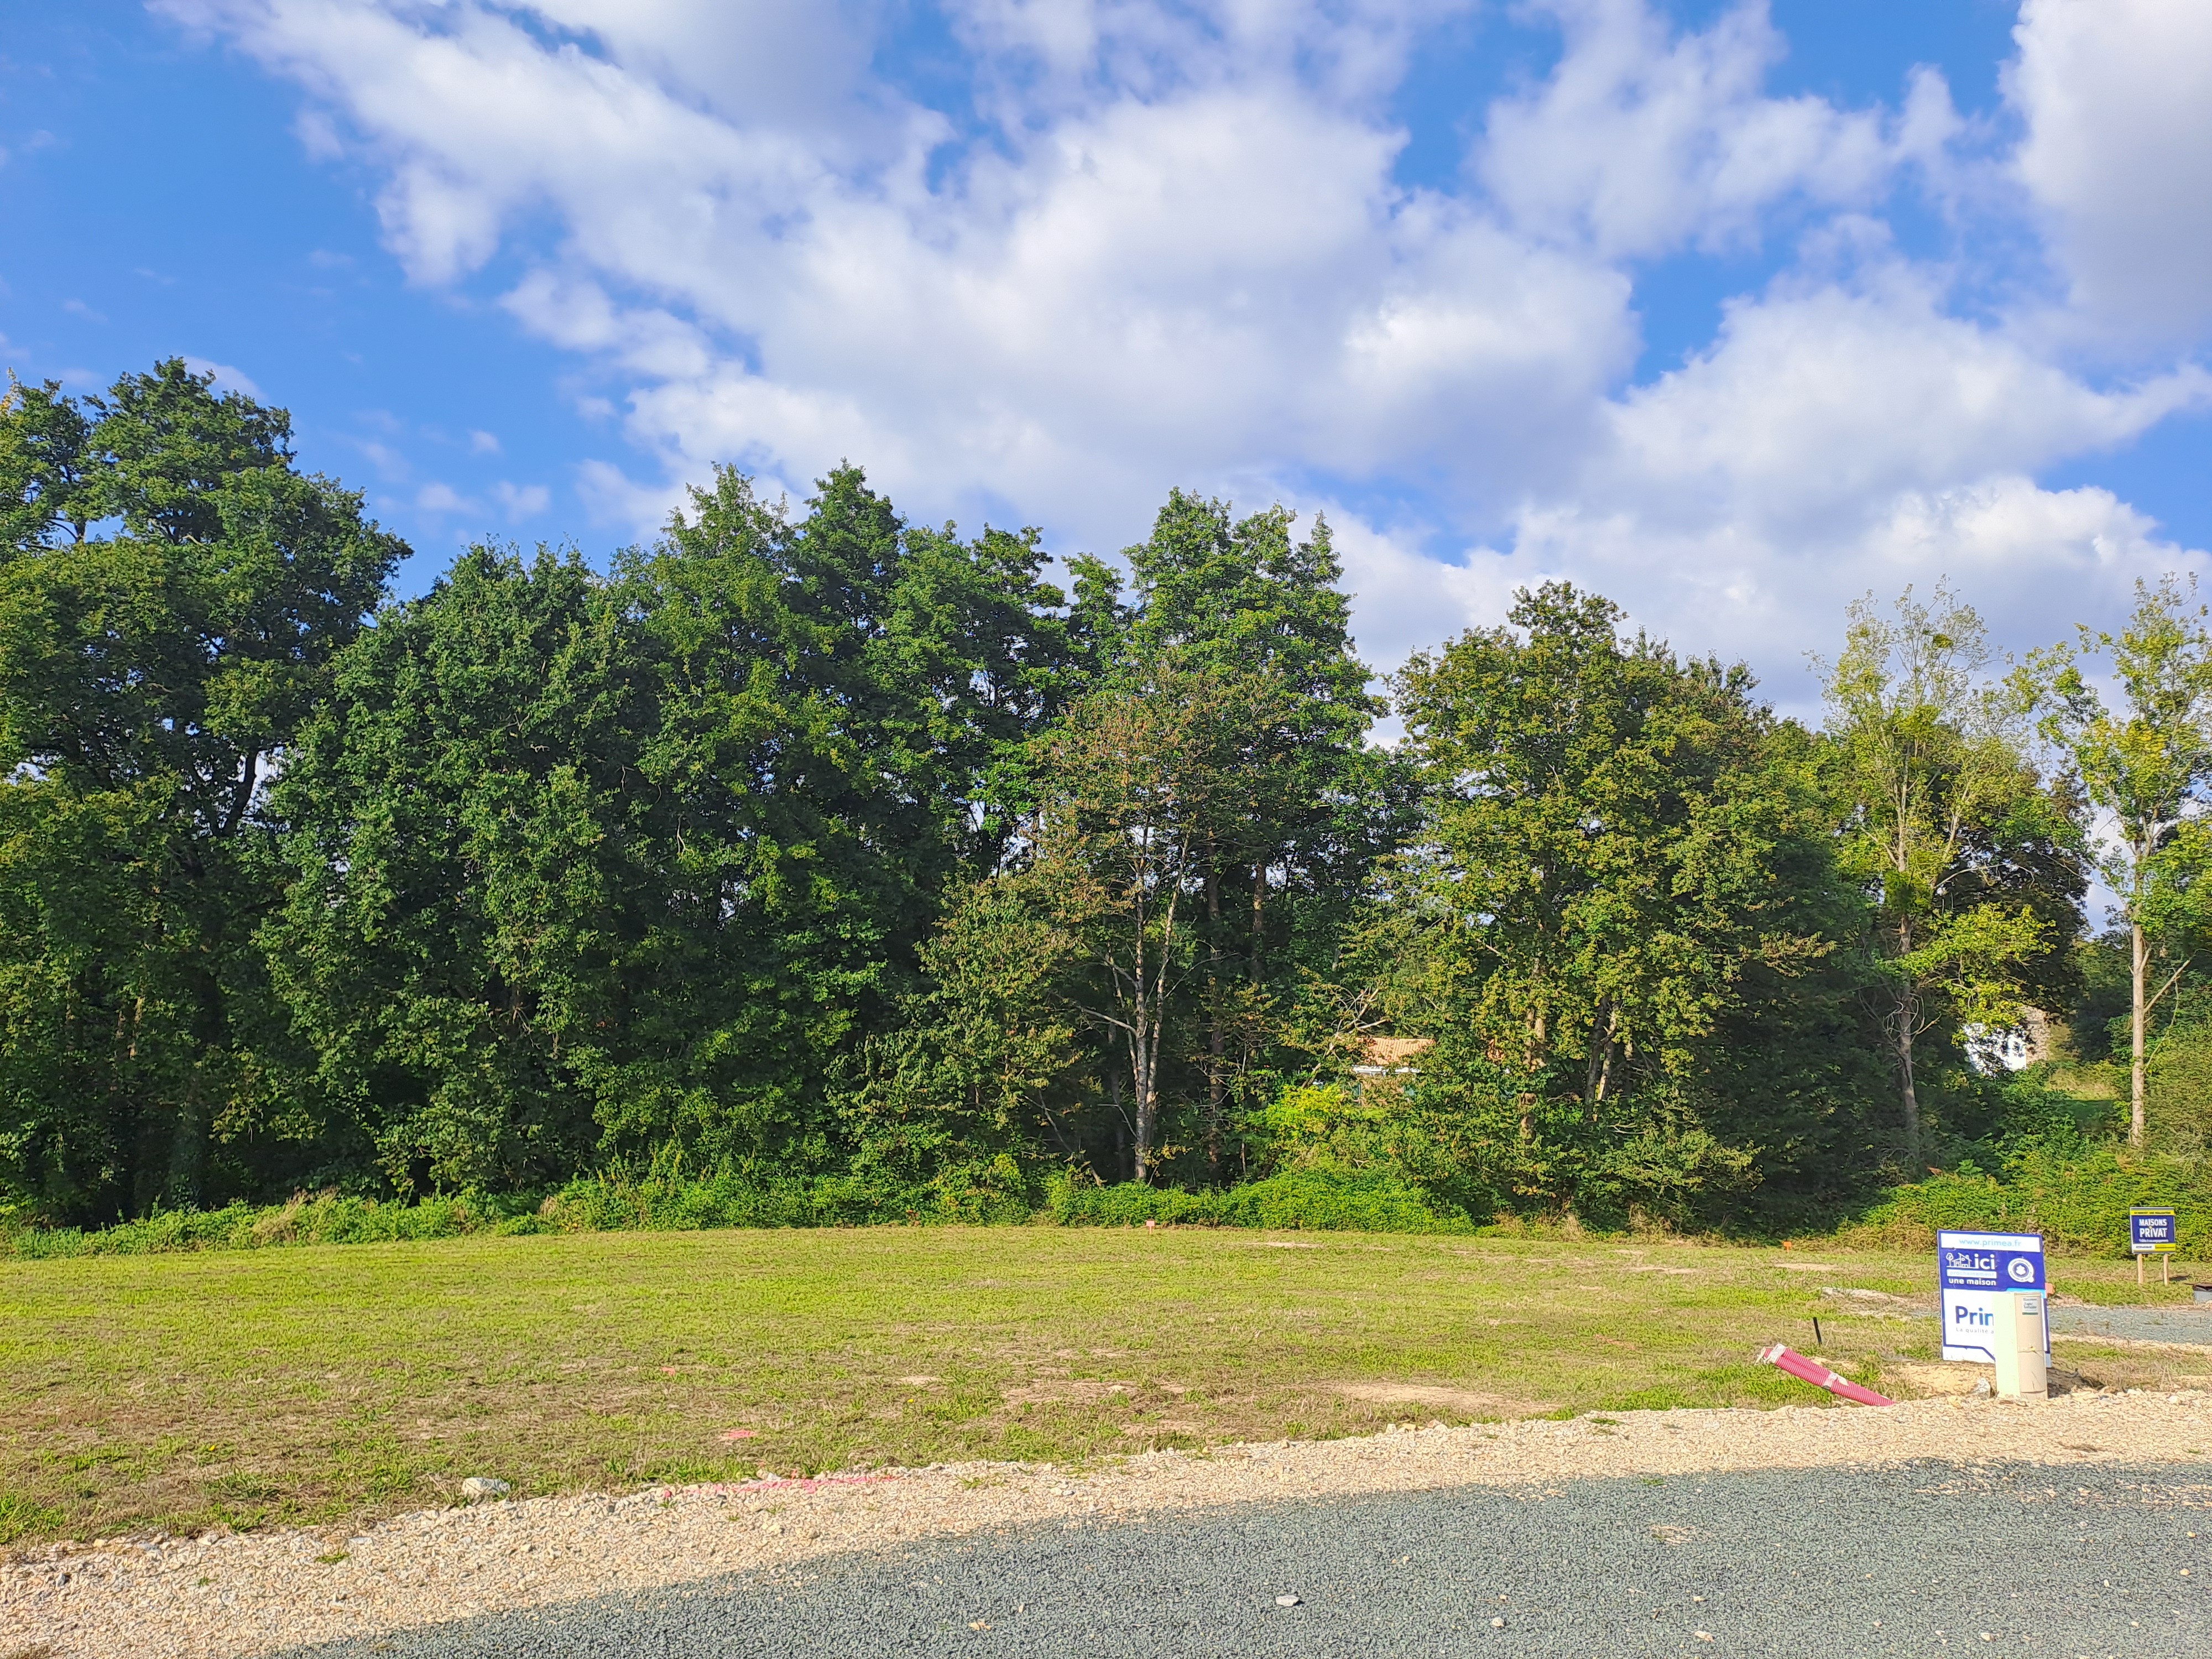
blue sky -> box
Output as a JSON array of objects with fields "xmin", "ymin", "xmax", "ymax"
[{"xmin": 4, "ymin": 1, "xmax": 2208, "ymax": 709}]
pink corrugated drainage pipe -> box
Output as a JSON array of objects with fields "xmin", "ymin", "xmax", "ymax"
[{"xmin": 1757, "ymin": 1342, "xmax": 1895, "ymax": 1407}]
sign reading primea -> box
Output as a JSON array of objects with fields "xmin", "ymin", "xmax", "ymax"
[{"xmin": 1937, "ymin": 1229, "xmax": 2048, "ymax": 1365}]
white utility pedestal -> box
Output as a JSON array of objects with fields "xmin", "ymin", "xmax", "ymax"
[{"xmin": 1991, "ymin": 1290, "xmax": 2048, "ymax": 1401}]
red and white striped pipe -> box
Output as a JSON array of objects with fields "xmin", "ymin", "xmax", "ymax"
[{"xmin": 1757, "ymin": 1342, "xmax": 1895, "ymax": 1407}]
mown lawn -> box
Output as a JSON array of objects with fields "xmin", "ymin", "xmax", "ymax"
[{"xmin": 0, "ymin": 1227, "xmax": 2197, "ymax": 1546}]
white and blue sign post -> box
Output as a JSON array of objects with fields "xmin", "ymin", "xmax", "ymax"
[
  {"xmin": 1939, "ymin": 1230, "xmax": 2049, "ymax": 1364},
  {"xmin": 2131, "ymin": 1207, "xmax": 2178, "ymax": 1288}
]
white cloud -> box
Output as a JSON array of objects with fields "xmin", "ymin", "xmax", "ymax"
[
  {"xmin": 1475, "ymin": 0, "xmax": 1915, "ymax": 260},
  {"xmin": 2010, "ymin": 0, "xmax": 2212, "ymax": 347},
  {"xmin": 492, "ymin": 480, "xmax": 550, "ymax": 521},
  {"xmin": 575, "ymin": 458, "xmax": 688, "ymax": 538},
  {"xmin": 414, "ymin": 481, "xmax": 472, "ymax": 513},
  {"xmin": 182, "ymin": 356, "xmax": 264, "ymax": 398},
  {"xmin": 468, "ymin": 428, "xmax": 501, "ymax": 455},
  {"xmin": 1595, "ymin": 262, "xmax": 2210, "ymax": 534},
  {"xmin": 158, "ymin": 0, "xmax": 2212, "ymax": 700}
]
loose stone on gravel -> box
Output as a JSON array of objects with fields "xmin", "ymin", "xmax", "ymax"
[{"xmin": 6, "ymin": 1389, "xmax": 2207, "ymax": 1659}]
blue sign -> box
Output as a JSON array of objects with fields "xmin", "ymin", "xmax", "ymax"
[
  {"xmin": 2131, "ymin": 1208, "xmax": 2178, "ymax": 1254},
  {"xmin": 1938, "ymin": 1229, "xmax": 2045, "ymax": 1292},
  {"xmin": 1938, "ymin": 1230, "xmax": 2048, "ymax": 1363}
]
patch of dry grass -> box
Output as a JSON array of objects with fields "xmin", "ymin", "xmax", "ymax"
[{"xmin": 1, "ymin": 1227, "xmax": 2200, "ymax": 1546}]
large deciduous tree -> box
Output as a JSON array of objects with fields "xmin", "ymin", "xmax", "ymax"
[
  {"xmin": 269, "ymin": 466, "xmax": 1073, "ymax": 1192},
  {"xmin": 0, "ymin": 362, "xmax": 403, "ymax": 1220},
  {"xmin": 1025, "ymin": 660, "xmax": 1285, "ymax": 1182},
  {"xmin": 1117, "ymin": 492, "xmax": 1396, "ymax": 1176},
  {"xmin": 1395, "ymin": 583, "xmax": 1835, "ymax": 1219}
]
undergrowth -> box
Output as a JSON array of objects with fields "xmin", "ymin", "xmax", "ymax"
[{"xmin": 0, "ymin": 1165, "xmax": 1470, "ymax": 1258}]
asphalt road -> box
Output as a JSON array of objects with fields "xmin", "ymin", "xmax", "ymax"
[
  {"xmin": 2049, "ymin": 1304, "xmax": 2212, "ymax": 1346},
  {"xmin": 282, "ymin": 1462, "xmax": 2207, "ymax": 1659}
]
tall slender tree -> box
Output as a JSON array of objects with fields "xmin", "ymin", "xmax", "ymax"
[
  {"xmin": 1026, "ymin": 660, "xmax": 1285, "ymax": 1181},
  {"xmin": 1118, "ymin": 491, "xmax": 1389, "ymax": 1176},
  {"xmin": 2028, "ymin": 575, "xmax": 2212, "ymax": 1147},
  {"xmin": 1819, "ymin": 587, "xmax": 2078, "ymax": 1167}
]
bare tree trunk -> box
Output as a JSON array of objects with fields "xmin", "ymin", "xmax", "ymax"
[
  {"xmin": 1583, "ymin": 1000, "xmax": 1617, "ymax": 1114},
  {"xmin": 2131, "ymin": 917, "xmax": 2150, "ymax": 1149},
  {"xmin": 1129, "ymin": 988, "xmax": 1164, "ymax": 1185},
  {"xmin": 1893, "ymin": 982, "xmax": 1922, "ymax": 1170},
  {"xmin": 1127, "ymin": 967, "xmax": 1154, "ymax": 1182},
  {"xmin": 1205, "ymin": 865, "xmax": 1224, "ymax": 1178},
  {"xmin": 1250, "ymin": 859, "xmax": 1264, "ymax": 983},
  {"xmin": 1106, "ymin": 1060, "xmax": 1129, "ymax": 1182}
]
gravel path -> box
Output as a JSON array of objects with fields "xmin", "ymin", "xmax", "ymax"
[
  {"xmin": 2051, "ymin": 1305, "xmax": 2212, "ymax": 1346},
  {"xmin": 269, "ymin": 1461, "xmax": 2210, "ymax": 1658},
  {"xmin": 7, "ymin": 1390, "xmax": 2208, "ymax": 1658}
]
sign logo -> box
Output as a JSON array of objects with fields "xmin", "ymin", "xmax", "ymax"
[{"xmin": 1937, "ymin": 1229, "xmax": 2048, "ymax": 1363}]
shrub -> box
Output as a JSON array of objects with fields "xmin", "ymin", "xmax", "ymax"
[
  {"xmin": 1836, "ymin": 1142, "xmax": 2210, "ymax": 1256},
  {"xmin": 1041, "ymin": 1166, "xmax": 1470, "ymax": 1233}
]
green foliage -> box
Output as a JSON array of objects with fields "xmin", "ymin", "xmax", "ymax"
[
  {"xmin": 1818, "ymin": 585, "xmax": 2083, "ymax": 1166},
  {"xmin": 841, "ymin": 873, "xmax": 1089, "ymax": 1181},
  {"xmin": 1395, "ymin": 582, "xmax": 1854, "ymax": 1225},
  {"xmin": 11, "ymin": 358, "xmax": 2192, "ymax": 1249},
  {"xmin": 2143, "ymin": 980, "xmax": 2212, "ymax": 1156},
  {"xmin": 2027, "ymin": 574, "xmax": 2212, "ymax": 1146},
  {"xmin": 0, "ymin": 361, "xmax": 402, "ymax": 1221},
  {"xmin": 263, "ymin": 466, "xmax": 1074, "ymax": 1202},
  {"xmin": 1040, "ymin": 1165, "xmax": 1469, "ymax": 1232},
  {"xmin": 0, "ymin": 1161, "xmax": 1473, "ymax": 1255},
  {"xmin": 1840, "ymin": 1140, "xmax": 2209, "ymax": 1257}
]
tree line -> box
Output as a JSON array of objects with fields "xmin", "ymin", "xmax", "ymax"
[{"xmin": 4, "ymin": 362, "xmax": 2209, "ymax": 1230}]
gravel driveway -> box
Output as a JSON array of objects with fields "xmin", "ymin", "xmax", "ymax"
[
  {"xmin": 269, "ymin": 1461, "xmax": 2207, "ymax": 1658},
  {"xmin": 10, "ymin": 1391, "xmax": 2207, "ymax": 1658}
]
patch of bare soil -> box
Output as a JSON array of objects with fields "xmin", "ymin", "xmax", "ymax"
[
  {"xmin": 1879, "ymin": 1361, "xmax": 1985, "ymax": 1397},
  {"xmin": 8, "ymin": 1390, "xmax": 2208, "ymax": 1659},
  {"xmin": 1333, "ymin": 1382, "xmax": 1544, "ymax": 1415}
]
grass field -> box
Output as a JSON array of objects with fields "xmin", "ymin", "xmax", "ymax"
[{"xmin": 2, "ymin": 1228, "xmax": 2200, "ymax": 1547}]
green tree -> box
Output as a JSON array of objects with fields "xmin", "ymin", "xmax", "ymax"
[
  {"xmin": 265, "ymin": 547, "xmax": 636, "ymax": 1192},
  {"xmin": 2027, "ymin": 575, "xmax": 2212, "ymax": 1147},
  {"xmin": 841, "ymin": 873, "xmax": 1089, "ymax": 1187},
  {"xmin": 1117, "ymin": 491, "xmax": 1395, "ymax": 1176},
  {"xmin": 1817, "ymin": 586, "xmax": 2080, "ymax": 1167},
  {"xmin": 0, "ymin": 361, "xmax": 402, "ymax": 1219},
  {"xmin": 1025, "ymin": 661, "xmax": 1282, "ymax": 1181},
  {"xmin": 270, "ymin": 466, "xmax": 1074, "ymax": 1191},
  {"xmin": 1395, "ymin": 583, "xmax": 1836, "ymax": 1219}
]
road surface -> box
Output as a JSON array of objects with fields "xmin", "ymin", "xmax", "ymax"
[{"xmin": 281, "ymin": 1460, "xmax": 2206, "ymax": 1658}]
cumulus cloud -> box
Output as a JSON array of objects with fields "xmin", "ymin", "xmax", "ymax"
[
  {"xmin": 414, "ymin": 480, "xmax": 471, "ymax": 513},
  {"xmin": 2010, "ymin": 0, "xmax": 2212, "ymax": 347},
  {"xmin": 492, "ymin": 481, "xmax": 550, "ymax": 521},
  {"xmin": 182, "ymin": 355, "xmax": 263, "ymax": 397},
  {"xmin": 1475, "ymin": 0, "xmax": 1914, "ymax": 260},
  {"xmin": 154, "ymin": 0, "xmax": 2212, "ymax": 698}
]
